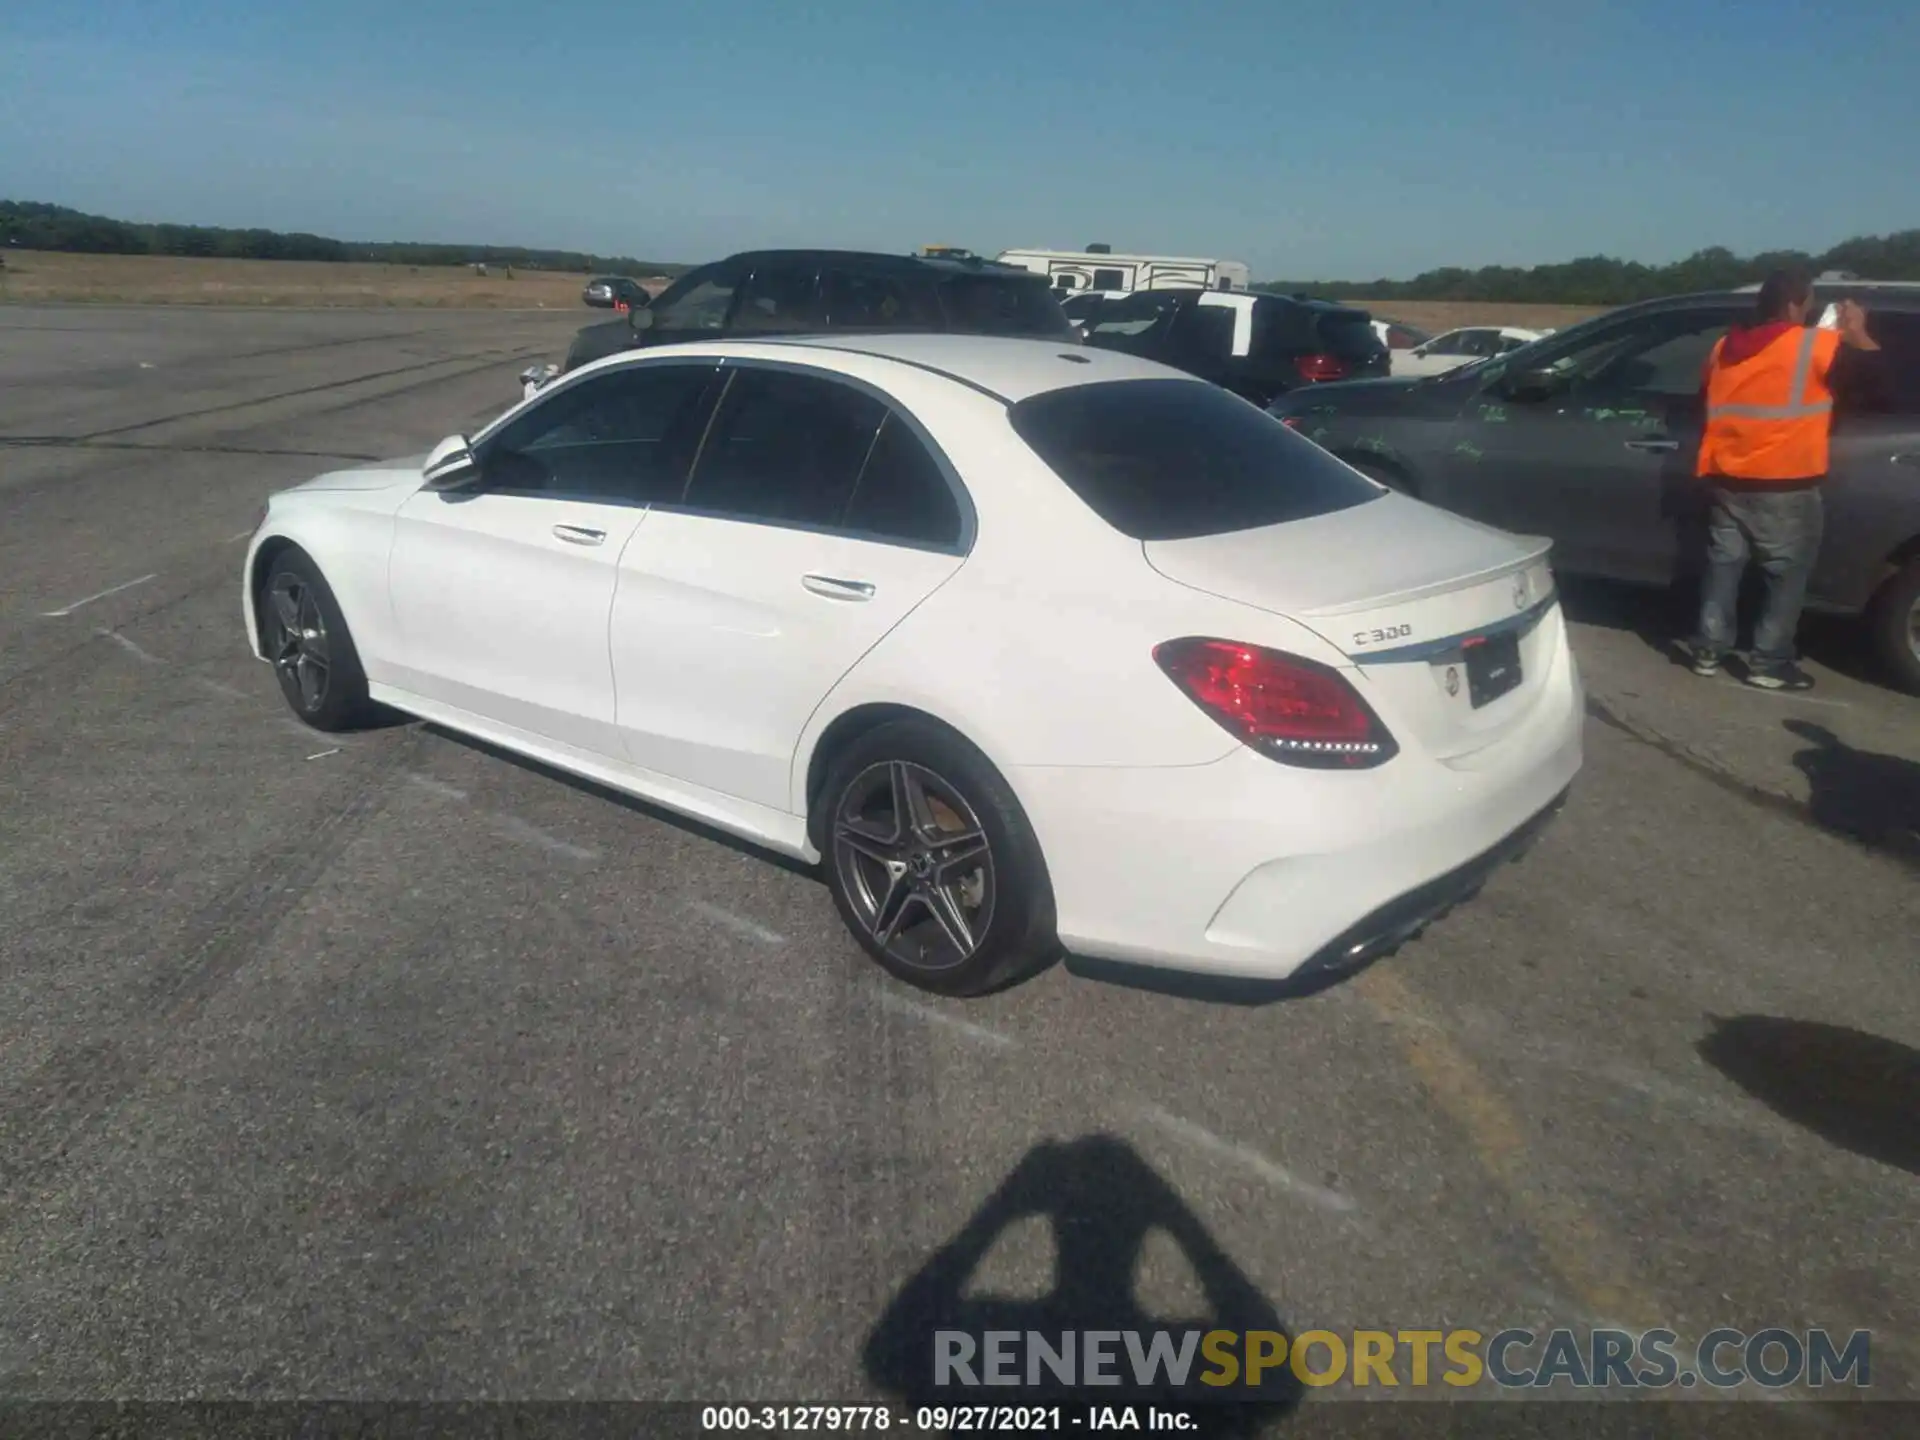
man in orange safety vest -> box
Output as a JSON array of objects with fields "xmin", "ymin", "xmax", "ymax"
[{"xmin": 1688, "ymin": 270, "xmax": 1880, "ymax": 691}]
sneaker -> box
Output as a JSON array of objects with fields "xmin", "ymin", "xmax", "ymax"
[
  {"xmin": 1689, "ymin": 646, "xmax": 1723, "ymax": 677},
  {"xmin": 1745, "ymin": 661, "xmax": 1814, "ymax": 692}
]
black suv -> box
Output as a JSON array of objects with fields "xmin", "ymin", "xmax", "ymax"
[
  {"xmin": 1071, "ymin": 288, "xmax": 1389, "ymax": 407},
  {"xmin": 1268, "ymin": 280, "xmax": 1920, "ymax": 692},
  {"xmin": 556, "ymin": 249, "xmax": 1075, "ymax": 375}
]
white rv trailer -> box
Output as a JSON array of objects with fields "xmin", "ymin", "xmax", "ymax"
[{"xmin": 994, "ymin": 246, "xmax": 1250, "ymax": 295}]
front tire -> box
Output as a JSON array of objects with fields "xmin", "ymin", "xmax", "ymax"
[
  {"xmin": 1869, "ymin": 559, "xmax": 1920, "ymax": 696},
  {"xmin": 259, "ymin": 549, "xmax": 372, "ymax": 731},
  {"xmin": 820, "ymin": 720, "xmax": 1058, "ymax": 997}
]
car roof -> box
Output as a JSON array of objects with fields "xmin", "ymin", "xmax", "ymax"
[
  {"xmin": 588, "ymin": 333, "xmax": 1187, "ymax": 404},
  {"xmin": 719, "ymin": 248, "xmax": 1042, "ymax": 280}
]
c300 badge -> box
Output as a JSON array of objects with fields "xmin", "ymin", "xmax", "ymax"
[{"xmin": 1445, "ymin": 666, "xmax": 1461, "ymax": 697}]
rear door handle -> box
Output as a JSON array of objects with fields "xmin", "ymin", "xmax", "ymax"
[
  {"xmin": 1624, "ymin": 438, "xmax": 1679, "ymax": 453},
  {"xmin": 1893, "ymin": 453, "xmax": 1920, "ymax": 468},
  {"xmin": 552, "ymin": 524, "xmax": 607, "ymax": 546},
  {"xmin": 801, "ymin": 573, "xmax": 876, "ymax": 601}
]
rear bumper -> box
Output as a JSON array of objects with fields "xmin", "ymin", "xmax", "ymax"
[{"xmin": 1010, "ymin": 634, "xmax": 1584, "ymax": 981}]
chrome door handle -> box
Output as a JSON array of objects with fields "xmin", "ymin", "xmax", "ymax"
[
  {"xmin": 552, "ymin": 524, "xmax": 607, "ymax": 546},
  {"xmin": 801, "ymin": 573, "xmax": 876, "ymax": 601},
  {"xmin": 1624, "ymin": 438, "xmax": 1679, "ymax": 453}
]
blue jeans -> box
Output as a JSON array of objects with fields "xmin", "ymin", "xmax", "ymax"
[{"xmin": 1692, "ymin": 484, "xmax": 1825, "ymax": 670}]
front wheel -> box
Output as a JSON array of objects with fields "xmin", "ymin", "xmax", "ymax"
[
  {"xmin": 821, "ymin": 720, "xmax": 1058, "ymax": 997},
  {"xmin": 260, "ymin": 550, "xmax": 372, "ymax": 731},
  {"xmin": 1869, "ymin": 559, "xmax": 1920, "ymax": 696}
]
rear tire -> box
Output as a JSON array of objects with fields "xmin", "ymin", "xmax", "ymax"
[
  {"xmin": 259, "ymin": 549, "xmax": 373, "ymax": 732},
  {"xmin": 820, "ymin": 719, "xmax": 1058, "ymax": 997},
  {"xmin": 1869, "ymin": 559, "xmax": 1920, "ymax": 696}
]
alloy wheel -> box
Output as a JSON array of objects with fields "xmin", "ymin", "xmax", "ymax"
[
  {"xmin": 267, "ymin": 572, "xmax": 331, "ymax": 713},
  {"xmin": 832, "ymin": 760, "xmax": 996, "ymax": 972}
]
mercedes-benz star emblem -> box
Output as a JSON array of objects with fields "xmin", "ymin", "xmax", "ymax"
[{"xmin": 1445, "ymin": 666, "xmax": 1461, "ymax": 697}]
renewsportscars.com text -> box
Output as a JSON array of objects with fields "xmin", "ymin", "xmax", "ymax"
[{"xmin": 934, "ymin": 1327, "xmax": 1872, "ymax": 1392}]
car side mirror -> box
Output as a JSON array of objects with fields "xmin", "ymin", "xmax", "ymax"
[
  {"xmin": 422, "ymin": 434, "xmax": 482, "ymax": 491},
  {"xmin": 1502, "ymin": 366, "xmax": 1566, "ymax": 402},
  {"xmin": 627, "ymin": 306, "xmax": 655, "ymax": 334}
]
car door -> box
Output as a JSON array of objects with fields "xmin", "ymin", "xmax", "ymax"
[
  {"xmin": 385, "ymin": 360, "xmax": 719, "ymax": 756},
  {"xmin": 1433, "ymin": 304, "xmax": 1743, "ymax": 583},
  {"xmin": 1814, "ymin": 305, "xmax": 1920, "ymax": 610},
  {"xmin": 609, "ymin": 363, "xmax": 970, "ymax": 810}
]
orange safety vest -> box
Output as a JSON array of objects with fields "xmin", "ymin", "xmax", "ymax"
[{"xmin": 1696, "ymin": 325, "xmax": 1842, "ymax": 481}]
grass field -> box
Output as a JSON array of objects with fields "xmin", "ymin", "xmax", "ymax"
[
  {"xmin": 1346, "ymin": 298, "xmax": 1605, "ymax": 333},
  {"xmin": 0, "ymin": 250, "xmax": 675, "ymax": 308}
]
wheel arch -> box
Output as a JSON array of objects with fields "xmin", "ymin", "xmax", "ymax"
[
  {"xmin": 246, "ymin": 535, "xmax": 305, "ymax": 656},
  {"xmin": 800, "ymin": 702, "xmax": 1007, "ymax": 854}
]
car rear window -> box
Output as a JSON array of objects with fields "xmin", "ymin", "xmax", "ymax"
[
  {"xmin": 1313, "ymin": 310, "xmax": 1385, "ymax": 359},
  {"xmin": 936, "ymin": 274, "xmax": 1074, "ymax": 338},
  {"xmin": 1008, "ymin": 379, "xmax": 1384, "ymax": 541}
]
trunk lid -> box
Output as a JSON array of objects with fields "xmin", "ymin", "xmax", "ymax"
[{"xmin": 1143, "ymin": 494, "xmax": 1561, "ymax": 760}]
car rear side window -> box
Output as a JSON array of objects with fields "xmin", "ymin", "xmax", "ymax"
[
  {"xmin": 734, "ymin": 261, "xmax": 822, "ymax": 333},
  {"xmin": 682, "ymin": 369, "xmax": 886, "ymax": 528},
  {"xmin": 936, "ymin": 275, "xmax": 1074, "ymax": 338},
  {"xmin": 821, "ymin": 268, "xmax": 939, "ymax": 329},
  {"xmin": 842, "ymin": 413, "xmax": 964, "ymax": 549},
  {"xmin": 1010, "ymin": 379, "xmax": 1384, "ymax": 541}
]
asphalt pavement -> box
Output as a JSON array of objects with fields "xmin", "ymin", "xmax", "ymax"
[{"xmin": 0, "ymin": 307, "xmax": 1915, "ymax": 1424}]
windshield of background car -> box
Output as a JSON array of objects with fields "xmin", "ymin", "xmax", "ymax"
[
  {"xmin": 1009, "ymin": 378, "xmax": 1384, "ymax": 541},
  {"xmin": 936, "ymin": 274, "xmax": 1074, "ymax": 338}
]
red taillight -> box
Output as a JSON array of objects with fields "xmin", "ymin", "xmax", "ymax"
[
  {"xmin": 1153, "ymin": 638, "xmax": 1397, "ymax": 769},
  {"xmin": 1295, "ymin": 352, "xmax": 1348, "ymax": 383},
  {"xmin": 1279, "ymin": 415, "xmax": 1305, "ymax": 431}
]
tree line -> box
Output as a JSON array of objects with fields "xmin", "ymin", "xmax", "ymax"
[
  {"xmin": 0, "ymin": 200, "xmax": 684, "ymax": 278},
  {"xmin": 1254, "ymin": 231, "xmax": 1920, "ymax": 305}
]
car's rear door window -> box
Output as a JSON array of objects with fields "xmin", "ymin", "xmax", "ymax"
[
  {"xmin": 1010, "ymin": 378, "xmax": 1384, "ymax": 540},
  {"xmin": 935, "ymin": 274, "xmax": 1074, "ymax": 337},
  {"xmin": 841, "ymin": 413, "xmax": 965, "ymax": 550},
  {"xmin": 820, "ymin": 268, "xmax": 939, "ymax": 329},
  {"xmin": 734, "ymin": 261, "xmax": 823, "ymax": 333}
]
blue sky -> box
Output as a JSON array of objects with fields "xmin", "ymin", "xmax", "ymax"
[{"xmin": 2, "ymin": 0, "xmax": 1914, "ymax": 280}]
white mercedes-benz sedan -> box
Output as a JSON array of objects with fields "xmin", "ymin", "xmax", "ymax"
[{"xmin": 242, "ymin": 334, "xmax": 1582, "ymax": 997}]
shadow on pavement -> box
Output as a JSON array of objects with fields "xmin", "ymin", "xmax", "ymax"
[
  {"xmin": 863, "ymin": 1136, "xmax": 1300, "ymax": 1433},
  {"xmin": 1784, "ymin": 719, "xmax": 1920, "ymax": 864},
  {"xmin": 1698, "ymin": 1015, "xmax": 1920, "ymax": 1175},
  {"xmin": 1556, "ymin": 574, "xmax": 1873, "ymax": 681}
]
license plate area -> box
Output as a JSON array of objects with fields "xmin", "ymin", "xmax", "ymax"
[{"xmin": 1464, "ymin": 631, "xmax": 1523, "ymax": 708}]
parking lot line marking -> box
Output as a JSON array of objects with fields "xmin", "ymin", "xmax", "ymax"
[
  {"xmin": 1136, "ymin": 1103, "xmax": 1358, "ymax": 1215},
  {"xmin": 225, "ymin": 530, "xmax": 255, "ymax": 544},
  {"xmin": 686, "ymin": 898, "xmax": 787, "ymax": 945},
  {"xmin": 306, "ymin": 748, "xmax": 341, "ymax": 761},
  {"xmin": 94, "ymin": 628, "xmax": 162, "ymax": 665},
  {"xmin": 40, "ymin": 573, "xmax": 157, "ymax": 617},
  {"xmin": 1356, "ymin": 966, "xmax": 1662, "ymax": 1329},
  {"xmin": 877, "ymin": 989, "xmax": 1016, "ymax": 1050},
  {"xmin": 491, "ymin": 813, "xmax": 599, "ymax": 863}
]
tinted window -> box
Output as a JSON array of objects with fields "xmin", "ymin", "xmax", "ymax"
[
  {"xmin": 935, "ymin": 274, "xmax": 1074, "ymax": 338},
  {"xmin": 821, "ymin": 267, "xmax": 939, "ymax": 329},
  {"xmin": 1085, "ymin": 290, "xmax": 1181, "ymax": 342},
  {"xmin": 1092, "ymin": 268, "xmax": 1126, "ymax": 291},
  {"xmin": 1250, "ymin": 299, "xmax": 1314, "ymax": 354},
  {"xmin": 734, "ymin": 262, "xmax": 821, "ymax": 333},
  {"xmin": 1863, "ymin": 311, "xmax": 1920, "ymax": 414},
  {"xmin": 1009, "ymin": 379, "xmax": 1384, "ymax": 541},
  {"xmin": 842, "ymin": 413, "xmax": 963, "ymax": 548},
  {"xmin": 650, "ymin": 262, "xmax": 742, "ymax": 332},
  {"xmin": 683, "ymin": 369, "xmax": 886, "ymax": 527},
  {"xmin": 1168, "ymin": 303, "xmax": 1236, "ymax": 364},
  {"xmin": 1553, "ymin": 310, "xmax": 1739, "ymax": 399},
  {"xmin": 483, "ymin": 364, "xmax": 715, "ymax": 500}
]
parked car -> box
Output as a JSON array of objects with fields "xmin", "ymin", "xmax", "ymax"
[
  {"xmin": 1391, "ymin": 326, "xmax": 1547, "ymax": 377},
  {"xmin": 244, "ymin": 334, "xmax": 1581, "ymax": 997},
  {"xmin": 1372, "ymin": 318, "xmax": 1434, "ymax": 351},
  {"xmin": 1077, "ymin": 289, "xmax": 1389, "ymax": 407},
  {"xmin": 1269, "ymin": 281, "xmax": 1920, "ymax": 692},
  {"xmin": 532, "ymin": 249, "xmax": 1077, "ymax": 392},
  {"xmin": 582, "ymin": 275, "xmax": 651, "ymax": 310}
]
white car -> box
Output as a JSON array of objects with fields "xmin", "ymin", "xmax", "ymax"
[
  {"xmin": 1392, "ymin": 325, "xmax": 1547, "ymax": 377},
  {"xmin": 242, "ymin": 335, "xmax": 1583, "ymax": 997}
]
